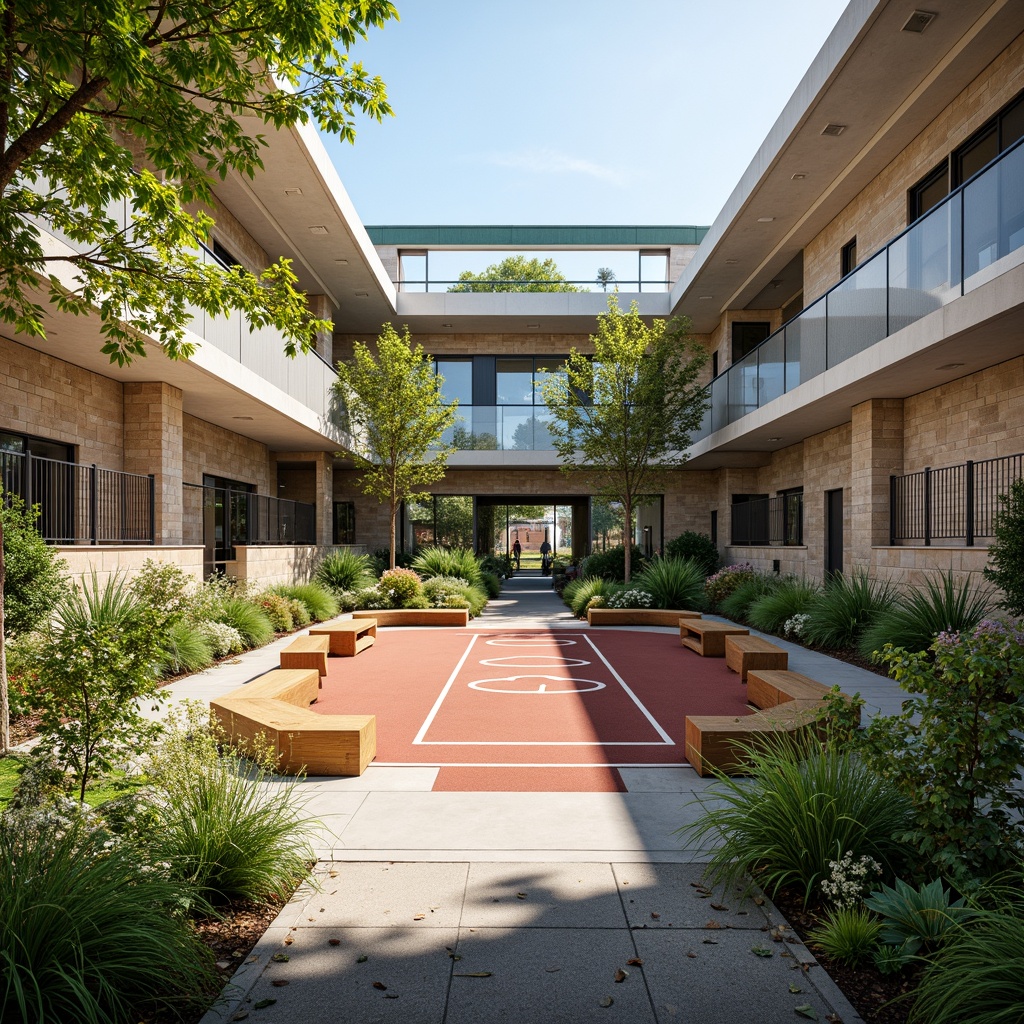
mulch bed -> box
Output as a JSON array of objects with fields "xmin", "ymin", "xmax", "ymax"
[{"xmin": 771, "ymin": 887, "xmax": 922, "ymax": 1023}]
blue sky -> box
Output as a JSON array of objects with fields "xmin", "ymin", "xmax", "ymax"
[{"xmin": 326, "ymin": 0, "xmax": 849, "ymax": 284}]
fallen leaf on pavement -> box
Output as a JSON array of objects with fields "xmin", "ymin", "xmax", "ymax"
[
  {"xmin": 795, "ymin": 1005, "xmax": 819, "ymax": 1020},
  {"xmin": 789, "ymin": 983, "xmax": 803, "ymax": 994},
  {"xmin": 356, "ymin": 955, "xmax": 367, "ymax": 962},
  {"xmin": 372, "ymin": 982, "xmax": 387, "ymax": 990},
  {"xmin": 751, "ymin": 945, "xmax": 773, "ymax": 958},
  {"xmin": 253, "ymin": 999, "xmax": 276, "ymax": 1010},
  {"xmin": 599, "ymin": 996, "xmax": 614, "ymax": 1008},
  {"xmin": 711, "ymin": 903, "xmax": 728, "ymax": 911},
  {"xmin": 271, "ymin": 979, "xmax": 289, "ymax": 987},
  {"xmin": 614, "ymin": 969, "xmax": 628, "ymax": 983},
  {"xmin": 626, "ymin": 958, "xmax": 643, "ymax": 966},
  {"xmin": 328, "ymin": 939, "xmax": 340, "ymax": 947},
  {"xmin": 270, "ymin": 953, "xmax": 289, "ymax": 963},
  {"xmin": 454, "ymin": 972, "xmax": 493, "ymax": 978}
]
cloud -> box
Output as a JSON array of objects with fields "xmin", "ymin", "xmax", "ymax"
[{"xmin": 480, "ymin": 148, "xmax": 627, "ymax": 187}]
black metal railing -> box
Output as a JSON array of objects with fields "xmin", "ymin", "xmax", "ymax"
[
  {"xmin": 183, "ymin": 483, "xmax": 316, "ymax": 560},
  {"xmin": 0, "ymin": 450, "xmax": 154, "ymax": 544},
  {"xmin": 731, "ymin": 492, "xmax": 804, "ymax": 546},
  {"xmin": 890, "ymin": 451, "xmax": 1024, "ymax": 545}
]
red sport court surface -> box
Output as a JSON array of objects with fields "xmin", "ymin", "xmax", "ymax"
[{"xmin": 310, "ymin": 629, "xmax": 752, "ymax": 792}]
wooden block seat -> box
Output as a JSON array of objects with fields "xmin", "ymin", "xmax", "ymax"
[
  {"xmin": 352, "ymin": 608, "xmax": 469, "ymax": 627},
  {"xmin": 683, "ymin": 667, "xmax": 859, "ymax": 777},
  {"xmin": 210, "ymin": 667, "xmax": 376, "ymax": 777},
  {"xmin": 308, "ymin": 619, "xmax": 377, "ymax": 657},
  {"xmin": 280, "ymin": 634, "xmax": 331, "ymax": 676},
  {"xmin": 724, "ymin": 634, "xmax": 788, "ymax": 681},
  {"xmin": 679, "ymin": 619, "xmax": 749, "ymax": 656},
  {"xmin": 586, "ymin": 608, "xmax": 702, "ymax": 627}
]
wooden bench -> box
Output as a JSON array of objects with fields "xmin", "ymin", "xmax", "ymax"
[
  {"xmin": 280, "ymin": 634, "xmax": 331, "ymax": 676},
  {"xmin": 586, "ymin": 608, "xmax": 702, "ymax": 627},
  {"xmin": 680, "ymin": 619, "xmax": 750, "ymax": 656},
  {"xmin": 352, "ymin": 608, "xmax": 469, "ymax": 627},
  {"xmin": 724, "ymin": 635, "xmax": 788, "ymax": 681},
  {"xmin": 684, "ymin": 667, "xmax": 858, "ymax": 777},
  {"xmin": 308, "ymin": 619, "xmax": 377, "ymax": 657},
  {"xmin": 210, "ymin": 667, "xmax": 376, "ymax": 777}
]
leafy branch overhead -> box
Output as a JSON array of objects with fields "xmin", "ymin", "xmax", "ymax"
[
  {"xmin": 334, "ymin": 324, "xmax": 457, "ymax": 569},
  {"xmin": 0, "ymin": 0, "xmax": 398, "ymax": 364},
  {"xmin": 540, "ymin": 296, "xmax": 708, "ymax": 581}
]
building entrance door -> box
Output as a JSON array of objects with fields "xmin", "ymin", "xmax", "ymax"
[{"xmin": 825, "ymin": 488, "xmax": 844, "ymax": 576}]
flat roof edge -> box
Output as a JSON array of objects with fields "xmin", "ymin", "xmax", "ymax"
[{"xmin": 365, "ymin": 225, "xmax": 710, "ymax": 247}]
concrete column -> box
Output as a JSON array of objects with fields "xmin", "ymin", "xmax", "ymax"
[
  {"xmin": 274, "ymin": 451, "xmax": 334, "ymax": 549},
  {"xmin": 850, "ymin": 398, "xmax": 905, "ymax": 570},
  {"xmin": 122, "ymin": 382, "xmax": 184, "ymax": 545}
]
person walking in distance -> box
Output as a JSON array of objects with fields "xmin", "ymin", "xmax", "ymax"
[
  {"xmin": 539, "ymin": 537, "xmax": 552, "ymax": 575},
  {"xmin": 512, "ymin": 538, "xmax": 522, "ymax": 570}
]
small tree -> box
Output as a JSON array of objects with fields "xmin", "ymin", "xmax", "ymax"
[
  {"xmin": 596, "ymin": 267, "xmax": 616, "ymax": 291},
  {"xmin": 983, "ymin": 477, "xmax": 1024, "ymax": 616},
  {"xmin": 0, "ymin": 496, "xmax": 70, "ymax": 754},
  {"xmin": 541, "ymin": 297, "xmax": 708, "ymax": 582},
  {"xmin": 448, "ymin": 256, "xmax": 583, "ymax": 293},
  {"xmin": 335, "ymin": 325, "xmax": 457, "ymax": 570}
]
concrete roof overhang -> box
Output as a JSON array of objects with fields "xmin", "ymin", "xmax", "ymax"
[{"xmin": 672, "ymin": 0, "xmax": 1023, "ymax": 333}]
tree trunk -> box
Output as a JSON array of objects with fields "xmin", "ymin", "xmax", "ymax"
[
  {"xmin": 0, "ymin": 513, "xmax": 8, "ymax": 756},
  {"xmin": 388, "ymin": 499, "xmax": 398, "ymax": 570},
  {"xmin": 623, "ymin": 496, "xmax": 633, "ymax": 583}
]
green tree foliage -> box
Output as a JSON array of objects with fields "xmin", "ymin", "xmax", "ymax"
[
  {"xmin": 596, "ymin": 267, "xmax": 616, "ymax": 291},
  {"xmin": 0, "ymin": 496, "xmax": 70, "ymax": 753},
  {"xmin": 335, "ymin": 325, "xmax": 457, "ymax": 569},
  {"xmin": 541, "ymin": 297, "xmax": 708, "ymax": 581},
  {"xmin": 0, "ymin": 0, "xmax": 397, "ymax": 364},
  {"xmin": 982, "ymin": 477, "xmax": 1024, "ymax": 616},
  {"xmin": 448, "ymin": 255, "xmax": 584, "ymax": 293}
]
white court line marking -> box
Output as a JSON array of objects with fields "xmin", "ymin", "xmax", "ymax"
[
  {"xmin": 414, "ymin": 741, "xmax": 669, "ymax": 746},
  {"xmin": 412, "ymin": 633, "xmax": 481, "ymax": 745},
  {"xmin": 375, "ymin": 761, "xmax": 694, "ymax": 768},
  {"xmin": 582, "ymin": 633, "xmax": 674, "ymax": 745},
  {"xmin": 485, "ymin": 635, "xmax": 577, "ymax": 646},
  {"xmin": 467, "ymin": 676, "xmax": 606, "ymax": 694},
  {"xmin": 480, "ymin": 655, "xmax": 590, "ymax": 668}
]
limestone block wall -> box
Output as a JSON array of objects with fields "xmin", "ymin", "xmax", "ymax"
[
  {"xmin": 57, "ymin": 546, "xmax": 204, "ymax": 589},
  {"xmin": 0, "ymin": 335, "xmax": 124, "ymax": 468},
  {"xmin": 226, "ymin": 545, "xmax": 325, "ymax": 586},
  {"xmin": 182, "ymin": 414, "xmax": 273, "ymax": 490},
  {"xmin": 804, "ymin": 32, "xmax": 1024, "ymax": 302}
]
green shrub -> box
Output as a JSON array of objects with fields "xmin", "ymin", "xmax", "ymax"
[
  {"xmin": 273, "ymin": 582, "xmax": 339, "ymax": 621},
  {"xmin": 803, "ymin": 570, "xmax": 899, "ymax": 650},
  {"xmin": 480, "ymin": 570, "xmax": 502, "ymax": 599},
  {"xmin": 213, "ymin": 597, "xmax": 275, "ymax": 648},
  {"xmin": 747, "ymin": 577, "xmax": 820, "ymax": 634},
  {"xmin": 32, "ymin": 573, "xmax": 166, "ymax": 800},
  {"xmin": 128, "ymin": 558, "xmax": 195, "ymax": 625},
  {"xmin": 480, "ymin": 553, "xmax": 514, "ymax": 579},
  {"xmin": 460, "ymin": 582, "xmax": 488, "ymax": 617},
  {"xmin": 703, "ymin": 562, "xmax": 757, "ymax": 607},
  {"xmin": 286, "ymin": 597, "xmax": 311, "ymax": 627},
  {"xmin": 664, "ymin": 531, "xmax": 720, "ymax": 576},
  {"xmin": 857, "ymin": 570, "xmax": 991, "ymax": 659},
  {"xmin": 864, "ymin": 878, "xmax": 968, "ymax": 954},
  {"xmin": 421, "ymin": 575, "xmax": 467, "ymax": 608},
  {"xmin": 0, "ymin": 809, "xmax": 216, "ymax": 1023},
  {"xmin": 378, "ymin": 567, "xmax": 423, "ymax": 606},
  {"xmin": 161, "ymin": 619, "xmax": 214, "ymax": 676},
  {"xmin": 412, "ymin": 546, "xmax": 483, "ymax": 586},
  {"xmin": 147, "ymin": 707, "xmax": 317, "ymax": 905},
  {"xmin": 718, "ymin": 572, "xmax": 778, "ymax": 621},
  {"xmin": 253, "ymin": 591, "xmax": 294, "ymax": 632},
  {"xmin": 677, "ymin": 732, "xmax": 912, "ymax": 907},
  {"xmin": 314, "ymin": 549, "xmax": 376, "ymax": 593},
  {"xmin": 196, "ymin": 619, "xmax": 245, "ymax": 657},
  {"xmin": 809, "ymin": 906, "xmax": 882, "ymax": 966},
  {"xmin": 0, "ymin": 494, "xmax": 70, "ymax": 638},
  {"xmin": 859, "ymin": 620, "xmax": 1024, "ymax": 885},
  {"xmin": 873, "ymin": 942, "xmax": 914, "ymax": 976},
  {"xmin": 634, "ymin": 557, "xmax": 706, "ymax": 610},
  {"xmin": 564, "ymin": 576, "xmax": 618, "ymax": 618},
  {"xmin": 579, "ymin": 545, "xmax": 645, "ymax": 583},
  {"xmin": 982, "ymin": 476, "xmax": 1024, "ymax": 618}
]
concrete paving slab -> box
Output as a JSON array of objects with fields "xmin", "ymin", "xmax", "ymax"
[
  {"xmin": 611, "ymin": 862, "xmax": 772, "ymax": 930},
  {"xmin": 446, "ymin": 926, "xmax": 656, "ymax": 1024},
  {"xmin": 220, "ymin": 925, "xmax": 459, "ymax": 1024},
  {"xmin": 295, "ymin": 861, "xmax": 469, "ymax": 929},
  {"xmin": 297, "ymin": 766, "xmax": 441, "ymax": 792},
  {"xmin": 631, "ymin": 927, "xmax": 853, "ymax": 1024},
  {"xmin": 460, "ymin": 862, "xmax": 626, "ymax": 929},
  {"xmin": 616, "ymin": 766, "xmax": 720, "ymax": 792}
]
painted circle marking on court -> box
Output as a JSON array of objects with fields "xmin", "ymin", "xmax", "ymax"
[
  {"xmin": 479, "ymin": 655, "xmax": 590, "ymax": 669},
  {"xmin": 468, "ymin": 675, "xmax": 606, "ymax": 694},
  {"xmin": 485, "ymin": 635, "xmax": 577, "ymax": 647}
]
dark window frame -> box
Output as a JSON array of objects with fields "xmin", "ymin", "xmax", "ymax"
[
  {"xmin": 731, "ymin": 322, "xmax": 771, "ymax": 363},
  {"xmin": 333, "ymin": 501, "xmax": 356, "ymax": 545},
  {"xmin": 840, "ymin": 237, "xmax": 858, "ymax": 278}
]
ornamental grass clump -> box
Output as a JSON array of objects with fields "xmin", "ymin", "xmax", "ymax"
[
  {"xmin": 0, "ymin": 808, "xmax": 216, "ymax": 1024},
  {"xmin": 803, "ymin": 569, "xmax": 899, "ymax": 650},
  {"xmin": 412, "ymin": 546, "xmax": 483, "ymax": 587},
  {"xmin": 314, "ymin": 549, "xmax": 376, "ymax": 594},
  {"xmin": 718, "ymin": 572, "xmax": 778, "ymax": 622},
  {"xmin": 747, "ymin": 576, "xmax": 820, "ymax": 634},
  {"xmin": 213, "ymin": 596, "xmax": 275, "ymax": 648},
  {"xmin": 563, "ymin": 576, "xmax": 618, "ymax": 618},
  {"xmin": 634, "ymin": 556, "xmax": 706, "ymax": 610},
  {"xmin": 272, "ymin": 582, "xmax": 340, "ymax": 621},
  {"xmin": 809, "ymin": 906, "xmax": 882, "ymax": 967},
  {"xmin": 677, "ymin": 731, "xmax": 912, "ymax": 907}
]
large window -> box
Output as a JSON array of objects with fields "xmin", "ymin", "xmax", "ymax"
[
  {"xmin": 333, "ymin": 501, "xmax": 355, "ymax": 545},
  {"xmin": 731, "ymin": 322, "xmax": 771, "ymax": 363}
]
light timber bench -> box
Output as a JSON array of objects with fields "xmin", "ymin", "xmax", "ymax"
[
  {"xmin": 353, "ymin": 608, "xmax": 469, "ymax": 627},
  {"xmin": 308, "ymin": 619, "xmax": 377, "ymax": 657},
  {"xmin": 724, "ymin": 635, "xmax": 789, "ymax": 681},
  {"xmin": 684, "ymin": 668, "xmax": 858, "ymax": 777},
  {"xmin": 586, "ymin": 608, "xmax": 702, "ymax": 627},
  {"xmin": 680, "ymin": 619, "xmax": 750, "ymax": 656},
  {"xmin": 280, "ymin": 634, "xmax": 331, "ymax": 677},
  {"xmin": 210, "ymin": 667, "xmax": 376, "ymax": 777}
]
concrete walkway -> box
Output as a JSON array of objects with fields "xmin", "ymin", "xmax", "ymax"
[{"xmin": 189, "ymin": 573, "xmax": 897, "ymax": 1023}]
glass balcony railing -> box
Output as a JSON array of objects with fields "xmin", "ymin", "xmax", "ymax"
[
  {"xmin": 694, "ymin": 134, "xmax": 1024, "ymax": 442},
  {"xmin": 444, "ymin": 407, "xmax": 558, "ymax": 451}
]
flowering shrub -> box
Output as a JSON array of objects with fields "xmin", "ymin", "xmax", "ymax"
[
  {"xmin": 198, "ymin": 620, "xmax": 245, "ymax": 658},
  {"xmin": 821, "ymin": 851, "xmax": 882, "ymax": 909},
  {"xmin": 379, "ymin": 567, "xmax": 423, "ymax": 607},
  {"xmin": 354, "ymin": 587, "xmax": 392, "ymax": 610},
  {"xmin": 585, "ymin": 595, "xmax": 607, "ymax": 610},
  {"xmin": 422, "ymin": 575, "xmax": 469, "ymax": 608},
  {"xmin": 704, "ymin": 562, "xmax": 757, "ymax": 607},
  {"xmin": 783, "ymin": 612, "xmax": 810, "ymax": 638},
  {"xmin": 607, "ymin": 588, "xmax": 654, "ymax": 609},
  {"xmin": 253, "ymin": 593, "xmax": 294, "ymax": 632}
]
